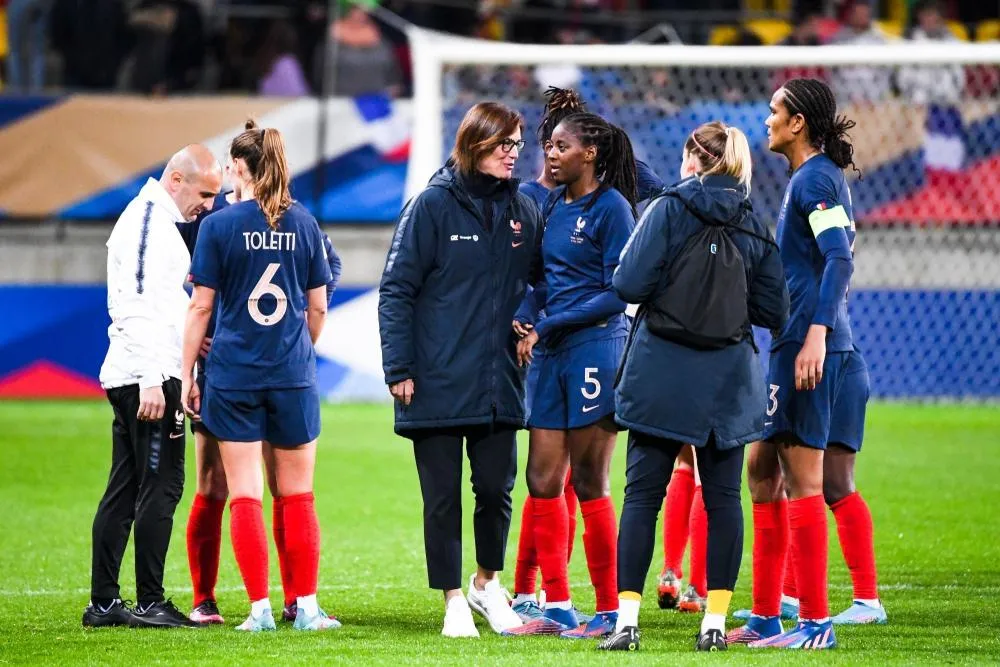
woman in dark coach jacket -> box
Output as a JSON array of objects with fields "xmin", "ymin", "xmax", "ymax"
[
  {"xmin": 599, "ymin": 122, "xmax": 788, "ymax": 653},
  {"xmin": 378, "ymin": 102, "xmax": 541, "ymax": 639}
]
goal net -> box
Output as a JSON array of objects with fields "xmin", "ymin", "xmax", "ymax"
[{"xmin": 406, "ymin": 32, "xmax": 1000, "ymax": 400}]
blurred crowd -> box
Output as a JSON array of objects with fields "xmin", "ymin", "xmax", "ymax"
[{"xmin": 0, "ymin": 0, "xmax": 996, "ymax": 98}]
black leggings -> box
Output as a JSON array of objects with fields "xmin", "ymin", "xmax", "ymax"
[{"xmin": 618, "ymin": 430, "xmax": 744, "ymax": 596}]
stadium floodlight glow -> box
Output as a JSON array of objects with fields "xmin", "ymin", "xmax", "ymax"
[{"xmin": 405, "ymin": 26, "xmax": 1000, "ymax": 199}]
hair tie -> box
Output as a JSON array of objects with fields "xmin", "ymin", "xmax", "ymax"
[{"xmin": 691, "ymin": 134, "xmax": 719, "ymax": 160}]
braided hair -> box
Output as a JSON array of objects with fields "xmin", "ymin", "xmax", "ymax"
[
  {"xmin": 781, "ymin": 78, "xmax": 860, "ymax": 177},
  {"xmin": 537, "ymin": 87, "xmax": 586, "ymax": 145},
  {"xmin": 558, "ymin": 112, "xmax": 638, "ymax": 215}
]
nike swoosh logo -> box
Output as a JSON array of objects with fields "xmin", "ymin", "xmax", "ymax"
[
  {"xmin": 511, "ymin": 241, "xmax": 524, "ymax": 248},
  {"xmin": 169, "ymin": 432, "xmax": 184, "ymax": 439},
  {"xmin": 582, "ymin": 405, "xmax": 600, "ymax": 413}
]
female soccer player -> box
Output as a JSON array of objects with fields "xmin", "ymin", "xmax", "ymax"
[
  {"xmin": 601, "ymin": 121, "xmax": 788, "ymax": 652},
  {"xmin": 503, "ymin": 112, "xmax": 637, "ymax": 640},
  {"xmin": 728, "ymin": 78, "xmax": 883, "ymax": 651},
  {"xmin": 181, "ymin": 119, "xmax": 337, "ymax": 632},
  {"xmin": 180, "ymin": 175, "xmax": 342, "ymax": 626},
  {"xmin": 657, "ymin": 448, "xmax": 709, "ymax": 614},
  {"xmin": 378, "ymin": 102, "xmax": 540, "ymax": 638}
]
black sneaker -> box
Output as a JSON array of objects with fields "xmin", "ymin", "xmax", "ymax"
[
  {"xmin": 189, "ymin": 600, "xmax": 225, "ymax": 625},
  {"xmin": 696, "ymin": 629, "xmax": 728, "ymax": 652},
  {"xmin": 82, "ymin": 599, "xmax": 136, "ymax": 628},
  {"xmin": 282, "ymin": 602, "xmax": 297, "ymax": 623},
  {"xmin": 597, "ymin": 626, "xmax": 640, "ymax": 651},
  {"xmin": 131, "ymin": 599, "xmax": 201, "ymax": 628}
]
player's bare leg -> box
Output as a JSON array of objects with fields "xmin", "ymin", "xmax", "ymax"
[{"xmin": 825, "ymin": 445, "xmax": 886, "ymax": 624}]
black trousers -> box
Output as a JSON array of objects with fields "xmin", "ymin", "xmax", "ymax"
[
  {"xmin": 618, "ymin": 430, "xmax": 745, "ymax": 596},
  {"xmin": 412, "ymin": 424, "xmax": 518, "ymax": 591},
  {"xmin": 91, "ymin": 379, "xmax": 186, "ymax": 605}
]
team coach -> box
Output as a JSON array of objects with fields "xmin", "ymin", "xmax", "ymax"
[{"xmin": 84, "ymin": 145, "xmax": 222, "ymax": 628}]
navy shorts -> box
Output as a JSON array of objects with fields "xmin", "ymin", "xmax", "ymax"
[
  {"xmin": 191, "ymin": 369, "xmax": 216, "ymax": 438},
  {"xmin": 529, "ymin": 336, "xmax": 625, "ymax": 430},
  {"xmin": 764, "ymin": 344, "xmax": 869, "ymax": 451},
  {"xmin": 201, "ymin": 380, "xmax": 321, "ymax": 447}
]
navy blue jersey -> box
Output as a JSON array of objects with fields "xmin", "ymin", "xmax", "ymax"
[
  {"xmin": 190, "ymin": 200, "xmax": 333, "ymax": 390},
  {"xmin": 178, "ymin": 192, "xmax": 232, "ymax": 337},
  {"xmin": 635, "ymin": 159, "xmax": 665, "ymax": 202},
  {"xmin": 773, "ymin": 154, "xmax": 856, "ymax": 353},
  {"xmin": 534, "ymin": 187, "xmax": 635, "ymax": 348},
  {"xmin": 519, "ymin": 180, "xmax": 550, "ymax": 211}
]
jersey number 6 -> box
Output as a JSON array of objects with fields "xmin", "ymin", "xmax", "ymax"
[
  {"xmin": 581, "ymin": 367, "xmax": 601, "ymax": 400},
  {"xmin": 248, "ymin": 262, "xmax": 288, "ymax": 326}
]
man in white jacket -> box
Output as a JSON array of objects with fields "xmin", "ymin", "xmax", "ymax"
[{"xmin": 85, "ymin": 145, "xmax": 222, "ymax": 629}]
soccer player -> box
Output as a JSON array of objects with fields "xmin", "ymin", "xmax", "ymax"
[
  {"xmin": 179, "ymin": 171, "xmax": 343, "ymax": 626},
  {"xmin": 378, "ymin": 102, "xmax": 539, "ymax": 639},
  {"xmin": 181, "ymin": 119, "xmax": 337, "ymax": 632},
  {"xmin": 657, "ymin": 448, "xmax": 709, "ymax": 614},
  {"xmin": 729, "ymin": 78, "xmax": 883, "ymax": 651},
  {"xmin": 502, "ymin": 112, "xmax": 637, "ymax": 640},
  {"xmin": 602, "ymin": 121, "xmax": 787, "ymax": 652}
]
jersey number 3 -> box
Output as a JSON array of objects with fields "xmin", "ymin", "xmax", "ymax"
[{"xmin": 248, "ymin": 263, "xmax": 288, "ymax": 326}]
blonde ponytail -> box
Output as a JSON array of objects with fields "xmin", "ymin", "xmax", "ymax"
[
  {"xmin": 719, "ymin": 126, "xmax": 753, "ymax": 186},
  {"xmin": 685, "ymin": 121, "xmax": 753, "ymax": 188}
]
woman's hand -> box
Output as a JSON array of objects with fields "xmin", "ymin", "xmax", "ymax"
[
  {"xmin": 795, "ymin": 324, "xmax": 827, "ymax": 391},
  {"xmin": 513, "ymin": 320, "xmax": 534, "ymax": 338},
  {"xmin": 181, "ymin": 376, "xmax": 201, "ymax": 420},
  {"xmin": 517, "ymin": 330, "xmax": 539, "ymax": 367},
  {"xmin": 389, "ymin": 378, "xmax": 415, "ymax": 406}
]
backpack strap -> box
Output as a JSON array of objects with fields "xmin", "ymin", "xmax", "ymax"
[{"xmin": 663, "ymin": 191, "xmax": 778, "ymax": 249}]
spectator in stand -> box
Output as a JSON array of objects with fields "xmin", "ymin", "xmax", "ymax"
[
  {"xmin": 50, "ymin": 0, "xmax": 132, "ymax": 90},
  {"xmin": 830, "ymin": 0, "xmax": 893, "ymax": 102},
  {"xmin": 774, "ymin": 9, "xmax": 828, "ymax": 88},
  {"xmin": 897, "ymin": 0, "xmax": 964, "ymax": 105},
  {"xmin": 6, "ymin": 0, "xmax": 55, "ymax": 91},
  {"xmin": 257, "ymin": 20, "xmax": 310, "ymax": 97},
  {"xmin": 314, "ymin": 4, "xmax": 401, "ymax": 97},
  {"xmin": 124, "ymin": 0, "xmax": 206, "ymax": 95}
]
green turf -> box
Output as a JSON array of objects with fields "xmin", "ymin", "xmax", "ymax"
[{"xmin": 1, "ymin": 401, "xmax": 998, "ymax": 665}]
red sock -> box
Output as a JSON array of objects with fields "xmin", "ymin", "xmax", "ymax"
[
  {"xmin": 513, "ymin": 496, "xmax": 538, "ymax": 595},
  {"xmin": 283, "ymin": 492, "xmax": 320, "ymax": 600},
  {"xmin": 688, "ymin": 486, "xmax": 708, "ymax": 598},
  {"xmin": 663, "ymin": 467, "xmax": 695, "ymax": 578},
  {"xmin": 186, "ymin": 494, "xmax": 226, "ymax": 605},
  {"xmin": 563, "ymin": 469, "xmax": 578, "ymax": 563},
  {"xmin": 830, "ymin": 492, "xmax": 879, "ymax": 600},
  {"xmin": 783, "ymin": 540, "xmax": 799, "ymax": 599},
  {"xmin": 751, "ymin": 499, "xmax": 789, "ymax": 617},
  {"xmin": 229, "ymin": 497, "xmax": 269, "ymax": 602},
  {"xmin": 532, "ymin": 496, "xmax": 570, "ymax": 603},
  {"xmin": 581, "ymin": 496, "xmax": 618, "ymax": 613},
  {"xmin": 789, "ymin": 495, "xmax": 829, "ymax": 621},
  {"xmin": 272, "ymin": 497, "xmax": 295, "ymax": 606}
]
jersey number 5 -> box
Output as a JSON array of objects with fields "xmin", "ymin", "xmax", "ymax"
[
  {"xmin": 581, "ymin": 367, "xmax": 601, "ymax": 400},
  {"xmin": 248, "ymin": 263, "xmax": 288, "ymax": 326}
]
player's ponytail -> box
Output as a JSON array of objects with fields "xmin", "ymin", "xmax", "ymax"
[
  {"xmin": 824, "ymin": 115, "xmax": 857, "ymax": 174},
  {"xmin": 537, "ymin": 86, "xmax": 586, "ymax": 145},
  {"xmin": 686, "ymin": 121, "xmax": 752, "ymax": 187},
  {"xmin": 229, "ymin": 118, "xmax": 292, "ymax": 230}
]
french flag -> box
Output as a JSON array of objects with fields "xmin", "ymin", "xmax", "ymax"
[
  {"xmin": 354, "ymin": 94, "xmax": 411, "ymax": 163},
  {"xmin": 923, "ymin": 104, "xmax": 965, "ymax": 187}
]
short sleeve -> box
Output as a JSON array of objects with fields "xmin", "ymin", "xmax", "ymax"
[{"xmin": 189, "ymin": 219, "xmax": 222, "ymax": 289}]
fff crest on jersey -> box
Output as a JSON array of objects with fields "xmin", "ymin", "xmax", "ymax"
[{"xmin": 570, "ymin": 216, "xmax": 587, "ymax": 244}]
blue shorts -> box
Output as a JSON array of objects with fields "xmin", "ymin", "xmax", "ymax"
[
  {"xmin": 201, "ymin": 381, "xmax": 321, "ymax": 447},
  {"xmin": 764, "ymin": 345, "xmax": 869, "ymax": 451},
  {"xmin": 191, "ymin": 368, "xmax": 216, "ymax": 438},
  {"xmin": 528, "ymin": 337, "xmax": 624, "ymax": 430}
]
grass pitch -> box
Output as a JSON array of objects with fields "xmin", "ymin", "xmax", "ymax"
[{"xmin": 1, "ymin": 401, "xmax": 998, "ymax": 665}]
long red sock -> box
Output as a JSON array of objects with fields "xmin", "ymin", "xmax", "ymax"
[
  {"xmin": 283, "ymin": 492, "xmax": 320, "ymax": 599},
  {"xmin": 662, "ymin": 467, "xmax": 695, "ymax": 577},
  {"xmin": 688, "ymin": 486, "xmax": 708, "ymax": 597},
  {"xmin": 830, "ymin": 492, "xmax": 879, "ymax": 600},
  {"xmin": 581, "ymin": 496, "xmax": 618, "ymax": 613},
  {"xmin": 789, "ymin": 495, "xmax": 829, "ymax": 621},
  {"xmin": 751, "ymin": 499, "xmax": 789, "ymax": 617},
  {"xmin": 563, "ymin": 469, "xmax": 578, "ymax": 564},
  {"xmin": 532, "ymin": 496, "xmax": 570, "ymax": 603},
  {"xmin": 186, "ymin": 494, "xmax": 226, "ymax": 605},
  {"xmin": 513, "ymin": 496, "xmax": 538, "ymax": 595},
  {"xmin": 272, "ymin": 497, "xmax": 295, "ymax": 606},
  {"xmin": 229, "ymin": 497, "xmax": 269, "ymax": 602},
  {"xmin": 783, "ymin": 541, "xmax": 799, "ymax": 599}
]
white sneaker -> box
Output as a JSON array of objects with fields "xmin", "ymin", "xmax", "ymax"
[
  {"xmin": 442, "ymin": 596, "xmax": 479, "ymax": 638},
  {"xmin": 466, "ymin": 575, "xmax": 523, "ymax": 633}
]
